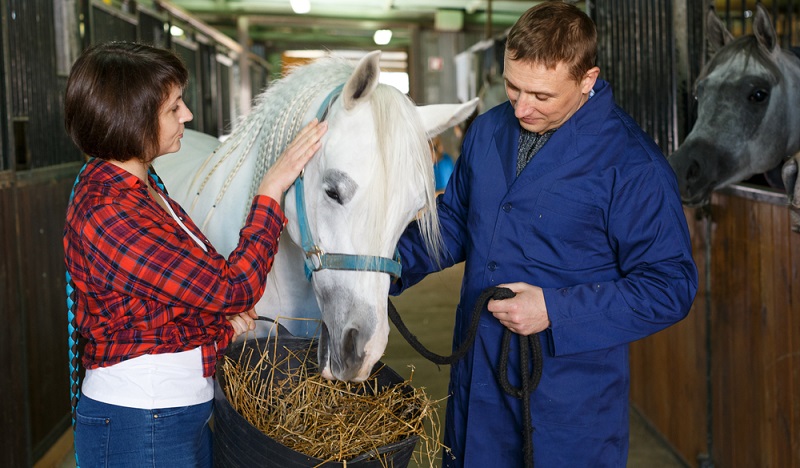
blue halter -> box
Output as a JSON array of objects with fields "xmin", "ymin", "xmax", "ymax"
[{"xmin": 293, "ymin": 83, "xmax": 402, "ymax": 281}]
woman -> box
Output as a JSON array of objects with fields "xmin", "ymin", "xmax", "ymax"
[{"xmin": 63, "ymin": 42, "xmax": 326, "ymax": 467}]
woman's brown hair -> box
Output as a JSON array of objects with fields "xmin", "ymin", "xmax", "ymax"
[
  {"xmin": 505, "ymin": 1, "xmax": 597, "ymax": 82},
  {"xmin": 64, "ymin": 42, "xmax": 189, "ymax": 162}
]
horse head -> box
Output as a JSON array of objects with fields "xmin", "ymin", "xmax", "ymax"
[
  {"xmin": 668, "ymin": 4, "xmax": 800, "ymax": 206},
  {"xmin": 278, "ymin": 52, "xmax": 477, "ymax": 381}
]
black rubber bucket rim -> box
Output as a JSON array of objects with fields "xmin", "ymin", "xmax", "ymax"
[{"xmin": 213, "ymin": 335, "xmax": 419, "ymax": 468}]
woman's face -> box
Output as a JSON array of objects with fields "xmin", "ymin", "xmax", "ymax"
[{"xmin": 157, "ymin": 85, "xmax": 193, "ymax": 157}]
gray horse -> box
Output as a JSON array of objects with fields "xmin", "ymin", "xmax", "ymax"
[{"xmin": 668, "ymin": 4, "xmax": 800, "ymax": 230}]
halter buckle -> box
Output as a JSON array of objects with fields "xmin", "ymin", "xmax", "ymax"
[{"xmin": 306, "ymin": 246, "xmax": 325, "ymax": 271}]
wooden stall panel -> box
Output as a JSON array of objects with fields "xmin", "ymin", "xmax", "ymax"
[
  {"xmin": 16, "ymin": 171, "xmax": 77, "ymax": 459},
  {"xmin": 712, "ymin": 193, "xmax": 758, "ymax": 465},
  {"xmin": 630, "ymin": 207, "xmax": 710, "ymax": 465},
  {"xmin": 632, "ymin": 190, "xmax": 800, "ymax": 468},
  {"xmin": 766, "ymin": 203, "xmax": 797, "ymax": 467},
  {"xmin": 0, "ymin": 179, "xmax": 30, "ymax": 466},
  {"xmin": 709, "ymin": 191, "xmax": 800, "ymax": 468}
]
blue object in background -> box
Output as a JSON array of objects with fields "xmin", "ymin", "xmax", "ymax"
[{"xmin": 434, "ymin": 152, "xmax": 454, "ymax": 192}]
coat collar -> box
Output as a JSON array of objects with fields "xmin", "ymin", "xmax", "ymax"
[{"xmin": 492, "ymin": 79, "xmax": 613, "ymax": 187}]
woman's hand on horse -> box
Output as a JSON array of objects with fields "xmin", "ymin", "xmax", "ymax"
[
  {"xmin": 228, "ymin": 309, "xmax": 259, "ymax": 339},
  {"xmin": 488, "ymin": 282, "xmax": 551, "ymax": 336},
  {"xmin": 258, "ymin": 119, "xmax": 328, "ymax": 201}
]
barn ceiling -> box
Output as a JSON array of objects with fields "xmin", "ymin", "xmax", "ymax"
[{"xmin": 164, "ymin": 0, "xmax": 547, "ymax": 51}]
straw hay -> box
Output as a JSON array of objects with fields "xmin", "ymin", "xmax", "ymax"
[{"xmin": 219, "ymin": 335, "xmax": 448, "ymax": 467}]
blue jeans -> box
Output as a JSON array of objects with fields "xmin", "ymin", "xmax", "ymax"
[{"xmin": 74, "ymin": 395, "xmax": 212, "ymax": 468}]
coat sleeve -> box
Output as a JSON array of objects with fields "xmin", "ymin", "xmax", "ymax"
[{"xmin": 543, "ymin": 162, "xmax": 698, "ymax": 356}]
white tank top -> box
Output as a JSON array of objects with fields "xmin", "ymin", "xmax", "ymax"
[{"xmin": 81, "ymin": 193, "xmax": 214, "ymax": 409}]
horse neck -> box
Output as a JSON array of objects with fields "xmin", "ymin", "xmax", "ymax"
[{"xmin": 257, "ymin": 232, "xmax": 320, "ymax": 325}]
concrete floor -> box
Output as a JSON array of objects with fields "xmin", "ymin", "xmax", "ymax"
[{"xmin": 50, "ymin": 263, "xmax": 687, "ymax": 468}]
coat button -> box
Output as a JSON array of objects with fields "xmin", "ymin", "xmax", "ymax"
[
  {"xmin": 502, "ymin": 203, "xmax": 512, "ymax": 213},
  {"xmin": 488, "ymin": 261, "xmax": 497, "ymax": 271}
]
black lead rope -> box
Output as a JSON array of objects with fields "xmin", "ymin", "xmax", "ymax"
[
  {"xmin": 388, "ymin": 286, "xmax": 543, "ymax": 467},
  {"xmin": 498, "ymin": 320, "xmax": 543, "ymax": 468}
]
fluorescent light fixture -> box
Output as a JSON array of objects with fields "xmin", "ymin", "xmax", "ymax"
[
  {"xmin": 290, "ymin": 0, "xmax": 310, "ymax": 14},
  {"xmin": 373, "ymin": 29, "xmax": 392, "ymax": 45},
  {"xmin": 170, "ymin": 25, "xmax": 184, "ymax": 37}
]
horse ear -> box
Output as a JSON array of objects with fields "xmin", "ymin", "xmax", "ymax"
[
  {"xmin": 753, "ymin": 3, "xmax": 779, "ymax": 53},
  {"xmin": 416, "ymin": 98, "xmax": 480, "ymax": 139},
  {"xmin": 342, "ymin": 51, "xmax": 381, "ymax": 111},
  {"xmin": 706, "ymin": 9, "xmax": 734, "ymax": 54}
]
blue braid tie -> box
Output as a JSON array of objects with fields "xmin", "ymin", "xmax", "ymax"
[
  {"xmin": 67, "ymin": 161, "xmax": 166, "ymax": 467},
  {"xmin": 66, "ymin": 161, "xmax": 88, "ymax": 468}
]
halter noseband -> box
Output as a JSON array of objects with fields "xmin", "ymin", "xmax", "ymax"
[{"xmin": 292, "ymin": 83, "xmax": 402, "ymax": 281}]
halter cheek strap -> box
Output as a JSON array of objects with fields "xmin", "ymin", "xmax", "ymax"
[
  {"xmin": 316, "ymin": 83, "xmax": 343, "ymax": 121},
  {"xmin": 292, "ymin": 83, "xmax": 402, "ymax": 281},
  {"xmin": 294, "ymin": 175, "xmax": 402, "ymax": 281}
]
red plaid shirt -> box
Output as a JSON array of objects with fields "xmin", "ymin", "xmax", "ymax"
[{"xmin": 64, "ymin": 159, "xmax": 286, "ymax": 377}]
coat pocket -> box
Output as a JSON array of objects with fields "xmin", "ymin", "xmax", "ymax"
[{"xmin": 527, "ymin": 191, "xmax": 608, "ymax": 270}]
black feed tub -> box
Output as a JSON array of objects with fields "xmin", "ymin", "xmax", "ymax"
[{"xmin": 213, "ymin": 334, "xmax": 419, "ymax": 467}]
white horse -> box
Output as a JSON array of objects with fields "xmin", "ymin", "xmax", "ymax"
[{"xmin": 153, "ymin": 51, "xmax": 478, "ymax": 381}]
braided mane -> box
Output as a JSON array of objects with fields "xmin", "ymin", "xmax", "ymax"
[{"xmin": 189, "ymin": 55, "xmax": 441, "ymax": 260}]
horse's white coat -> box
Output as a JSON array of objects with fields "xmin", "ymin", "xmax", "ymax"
[{"xmin": 154, "ymin": 52, "xmax": 478, "ymax": 380}]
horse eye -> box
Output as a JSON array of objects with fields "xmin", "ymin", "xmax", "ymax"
[
  {"xmin": 749, "ymin": 89, "xmax": 769, "ymax": 102},
  {"xmin": 325, "ymin": 187, "xmax": 341, "ymax": 203},
  {"xmin": 322, "ymin": 169, "xmax": 356, "ymax": 205}
]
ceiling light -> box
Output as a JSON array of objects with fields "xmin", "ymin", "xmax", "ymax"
[
  {"xmin": 373, "ymin": 29, "xmax": 392, "ymax": 45},
  {"xmin": 290, "ymin": 0, "xmax": 310, "ymax": 14},
  {"xmin": 169, "ymin": 25, "xmax": 184, "ymax": 37}
]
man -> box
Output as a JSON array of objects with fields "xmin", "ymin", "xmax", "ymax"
[{"xmin": 391, "ymin": 2, "xmax": 698, "ymax": 466}]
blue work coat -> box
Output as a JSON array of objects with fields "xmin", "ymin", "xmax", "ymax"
[{"xmin": 392, "ymin": 79, "xmax": 698, "ymax": 467}]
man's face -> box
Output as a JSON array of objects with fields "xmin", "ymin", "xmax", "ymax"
[{"xmin": 503, "ymin": 53, "xmax": 598, "ymax": 134}]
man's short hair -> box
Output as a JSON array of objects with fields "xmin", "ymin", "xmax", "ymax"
[{"xmin": 506, "ymin": 1, "xmax": 597, "ymax": 82}]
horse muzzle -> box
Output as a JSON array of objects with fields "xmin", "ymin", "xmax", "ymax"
[
  {"xmin": 318, "ymin": 320, "xmax": 382, "ymax": 382},
  {"xmin": 669, "ymin": 140, "xmax": 727, "ymax": 206}
]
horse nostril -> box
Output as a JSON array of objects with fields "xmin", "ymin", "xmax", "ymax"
[
  {"xmin": 686, "ymin": 160, "xmax": 701, "ymax": 183},
  {"xmin": 342, "ymin": 327, "xmax": 361, "ymax": 370},
  {"xmin": 319, "ymin": 322, "xmax": 331, "ymax": 373}
]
